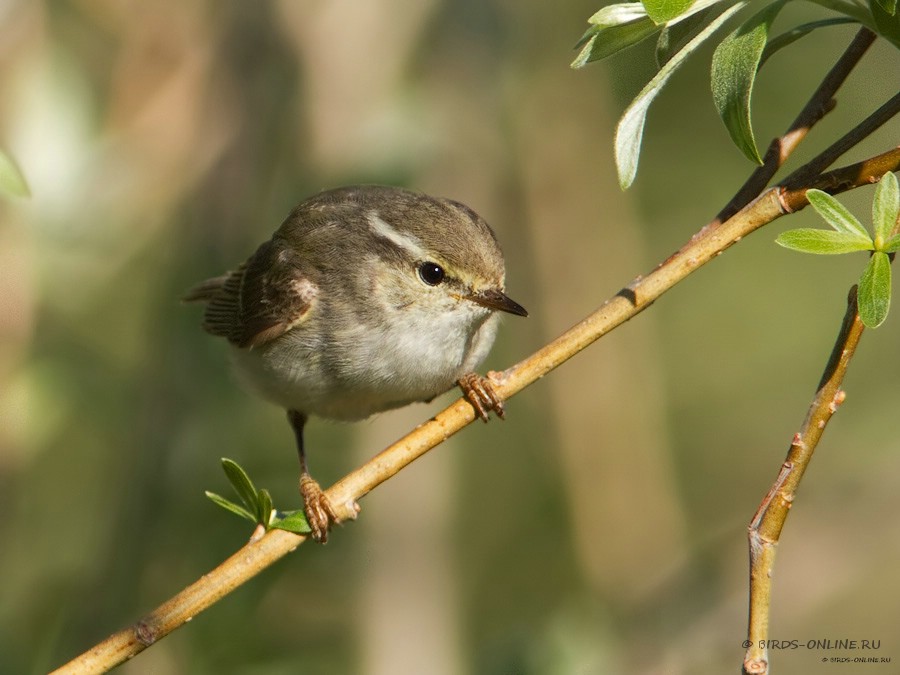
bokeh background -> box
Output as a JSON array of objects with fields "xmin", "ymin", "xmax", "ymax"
[{"xmin": 2, "ymin": 1, "xmax": 899, "ymax": 673}]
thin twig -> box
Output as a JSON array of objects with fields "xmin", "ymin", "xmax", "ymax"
[
  {"xmin": 52, "ymin": 151, "xmax": 900, "ymax": 675},
  {"xmin": 742, "ymin": 289, "xmax": 865, "ymax": 675},
  {"xmin": 782, "ymin": 91, "xmax": 900, "ymax": 190},
  {"xmin": 713, "ymin": 27, "xmax": 877, "ymax": 226},
  {"xmin": 780, "ymin": 146, "xmax": 900, "ymax": 211}
]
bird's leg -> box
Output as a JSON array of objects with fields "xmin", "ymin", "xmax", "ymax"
[
  {"xmin": 287, "ymin": 409, "xmax": 336, "ymax": 543},
  {"xmin": 458, "ymin": 371, "xmax": 505, "ymax": 421}
]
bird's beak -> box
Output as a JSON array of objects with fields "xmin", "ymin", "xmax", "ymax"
[{"xmin": 466, "ymin": 288, "xmax": 528, "ymax": 317}]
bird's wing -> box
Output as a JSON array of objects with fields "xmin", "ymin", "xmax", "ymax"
[{"xmin": 187, "ymin": 239, "xmax": 318, "ymax": 349}]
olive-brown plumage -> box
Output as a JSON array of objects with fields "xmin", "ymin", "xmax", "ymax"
[{"xmin": 186, "ymin": 185, "xmax": 527, "ymax": 541}]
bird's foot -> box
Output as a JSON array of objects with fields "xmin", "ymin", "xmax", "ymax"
[
  {"xmin": 458, "ymin": 371, "xmax": 506, "ymax": 421},
  {"xmin": 299, "ymin": 473, "xmax": 337, "ymax": 543}
]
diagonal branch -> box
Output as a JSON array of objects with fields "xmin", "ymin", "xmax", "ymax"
[
  {"xmin": 781, "ymin": 147, "xmax": 900, "ymax": 210},
  {"xmin": 782, "ymin": 90, "xmax": 900, "ymax": 191},
  {"xmin": 743, "ymin": 162, "xmax": 900, "ymax": 675},
  {"xmin": 52, "ymin": 149, "xmax": 900, "ymax": 675},
  {"xmin": 742, "ymin": 289, "xmax": 865, "ymax": 675}
]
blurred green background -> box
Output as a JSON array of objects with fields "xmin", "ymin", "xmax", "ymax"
[{"xmin": 2, "ymin": 2, "xmax": 899, "ymax": 673}]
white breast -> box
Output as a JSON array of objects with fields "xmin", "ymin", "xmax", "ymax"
[{"xmin": 230, "ymin": 302, "xmax": 500, "ymax": 421}]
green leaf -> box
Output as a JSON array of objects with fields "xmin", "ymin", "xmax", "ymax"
[
  {"xmin": 271, "ymin": 510, "xmax": 313, "ymax": 535},
  {"xmin": 221, "ymin": 458, "xmax": 260, "ymax": 515},
  {"xmin": 205, "ymin": 491, "xmax": 257, "ymax": 523},
  {"xmin": 258, "ymin": 488, "xmax": 275, "ymax": 527},
  {"xmin": 656, "ymin": 6, "xmax": 714, "ymax": 65},
  {"xmin": 775, "ymin": 228, "xmax": 873, "ymax": 254},
  {"xmin": 572, "ymin": 4, "xmax": 661, "ymax": 68},
  {"xmin": 806, "ymin": 189, "xmax": 871, "ymax": 238},
  {"xmin": 643, "ymin": 0, "xmax": 696, "ymax": 23},
  {"xmin": 711, "ymin": 1, "xmax": 786, "ymax": 165},
  {"xmin": 873, "ymin": 171, "xmax": 899, "ymax": 247},
  {"xmin": 761, "ymin": 18, "xmax": 858, "ymax": 66},
  {"xmin": 876, "ymin": 0, "xmax": 897, "ymax": 13},
  {"xmin": 858, "ymin": 252, "xmax": 891, "ymax": 328},
  {"xmin": 883, "ymin": 233, "xmax": 900, "ymax": 252},
  {"xmin": 615, "ymin": 2, "xmax": 746, "ymax": 188},
  {"xmin": 871, "ymin": 0, "xmax": 900, "ymax": 45},
  {"xmin": 0, "ymin": 149, "xmax": 30, "ymax": 199},
  {"xmin": 805, "ymin": 0, "xmax": 876, "ymax": 25}
]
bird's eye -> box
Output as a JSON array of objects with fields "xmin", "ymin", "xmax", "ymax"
[{"xmin": 418, "ymin": 261, "xmax": 445, "ymax": 286}]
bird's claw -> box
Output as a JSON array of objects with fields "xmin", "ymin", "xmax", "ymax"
[
  {"xmin": 458, "ymin": 371, "xmax": 505, "ymax": 421},
  {"xmin": 299, "ymin": 473, "xmax": 337, "ymax": 543}
]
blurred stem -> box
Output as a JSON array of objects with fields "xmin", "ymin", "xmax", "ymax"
[
  {"xmin": 52, "ymin": 147, "xmax": 900, "ymax": 675},
  {"xmin": 742, "ymin": 290, "xmax": 865, "ymax": 675}
]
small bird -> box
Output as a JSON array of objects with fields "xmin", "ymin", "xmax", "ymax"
[{"xmin": 185, "ymin": 185, "xmax": 527, "ymax": 541}]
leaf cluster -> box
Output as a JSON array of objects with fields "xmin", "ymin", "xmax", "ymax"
[
  {"xmin": 777, "ymin": 172, "xmax": 900, "ymax": 327},
  {"xmin": 206, "ymin": 458, "xmax": 312, "ymax": 534},
  {"xmin": 573, "ymin": 0, "xmax": 899, "ymax": 188}
]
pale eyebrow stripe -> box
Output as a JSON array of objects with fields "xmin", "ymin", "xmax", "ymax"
[{"xmin": 367, "ymin": 211, "xmax": 426, "ymax": 259}]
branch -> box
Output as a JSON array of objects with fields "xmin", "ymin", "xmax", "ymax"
[
  {"xmin": 783, "ymin": 91, "xmax": 900, "ymax": 191},
  {"xmin": 781, "ymin": 146, "xmax": 900, "ymax": 211},
  {"xmin": 52, "ymin": 149, "xmax": 900, "ymax": 675},
  {"xmin": 742, "ymin": 155, "xmax": 900, "ymax": 675},
  {"xmin": 742, "ymin": 289, "xmax": 865, "ymax": 675}
]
